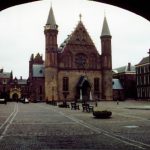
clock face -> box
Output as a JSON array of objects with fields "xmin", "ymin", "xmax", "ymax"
[{"xmin": 75, "ymin": 53, "xmax": 87, "ymax": 68}]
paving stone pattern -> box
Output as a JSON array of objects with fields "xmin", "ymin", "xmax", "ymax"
[{"xmin": 0, "ymin": 101, "xmax": 150, "ymax": 149}]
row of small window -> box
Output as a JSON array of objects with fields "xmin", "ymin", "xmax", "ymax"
[
  {"xmin": 63, "ymin": 77, "xmax": 100, "ymax": 92},
  {"xmin": 137, "ymin": 75, "xmax": 150, "ymax": 85},
  {"xmin": 136, "ymin": 65, "xmax": 150, "ymax": 74},
  {"xmin": 137, "ymin": 87, "xmax": 150, "ymax": 98}
]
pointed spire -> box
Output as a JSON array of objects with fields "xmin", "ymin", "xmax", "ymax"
[
  {"xmin": 46, "ymin": 4, "xmax": 57, "ymax": 30},
  {"xmin": 30, "ymin": 54, "xmax": 34, "ymax": 61},
  {"xmin": 10, "ymin": 70, "xmax": 13, "ymax": 79},
  {"xmin": 79, "ymin": 14, "xmax": 82, "ymax": 22},
  {"xmin": 101, "ymin": 16, "xmax": 111, "ymax": 37}
]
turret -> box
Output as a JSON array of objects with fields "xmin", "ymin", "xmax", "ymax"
[
  {"xmin": 44, "ymin": 5, "xmax": 58, "ymax": 67},
  {"xmin": 44, "ymin": 5, "xmax": 58, "ymax": 101},
  {"xmin": 29, "ymin": 54, "xmax": 34, "ymax": 79},
  {"xmin": 101, "ymin": 16, "xmax": 113, "ymax": 100}
]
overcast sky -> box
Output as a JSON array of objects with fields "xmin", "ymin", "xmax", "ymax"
[{"xmin": 0, "ymin": 0, "xmax": 150, "ymax": 79}]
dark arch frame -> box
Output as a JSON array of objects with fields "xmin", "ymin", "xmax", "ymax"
[{"xmin": 0, "ymin": 0, "xmax": 150, "ymax": 21}]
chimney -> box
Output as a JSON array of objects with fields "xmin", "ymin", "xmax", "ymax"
[
  {"xmin": 20, "ymin": 76, "xmax": 22, "ymax": 80},
  {"xmin": 127, "ymin": 63, "xmax": 131, "ymax": 71},
  {"xmin": 0, "ymin": 68, "xmax": 3, "ymax": 73}
]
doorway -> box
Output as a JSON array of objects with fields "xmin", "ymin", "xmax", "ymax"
[
  {"xmin": 12, "ymin": 93, "xmax": 19, "ymax": 102},
  {"xmin": 76, "ymin": 76, "xmax": 91, "ymax": 103}
]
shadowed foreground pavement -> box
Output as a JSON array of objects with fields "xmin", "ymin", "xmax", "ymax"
[{"xmin": 0, "ymin": 100, "xmax": 150, "ymax": 149}]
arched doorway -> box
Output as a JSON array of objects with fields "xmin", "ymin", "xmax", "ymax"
[
  {"xmin": 12, "ymin": 93, "xmax": 19, "ymax": 101},
  {"xmin": 76, "ymin": 76, "xmax": 91, "ymax": 103},
  {"xmin": 10, "ymin": 88, "xmax": 21, "ymax": 101}
]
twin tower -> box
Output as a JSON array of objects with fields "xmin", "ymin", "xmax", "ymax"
[{"xmin": 44, "ymin": 6, "xmax": 112, "ymax": 102}]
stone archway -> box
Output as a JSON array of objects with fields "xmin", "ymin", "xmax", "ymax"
[
  {"xmin": 10, "ymin": 88, "xmax": 21, "ymax": 101},
  {"xmin": 12, "ymin": 93, "xmax": 19, "ymax": 101}
]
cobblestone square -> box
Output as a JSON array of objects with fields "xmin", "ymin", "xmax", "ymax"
[{"xmin": 0, "ymin": 101, "xmax": 150, "ymax": 149}]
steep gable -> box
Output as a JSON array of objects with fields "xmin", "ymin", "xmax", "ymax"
[
  {"xmin": 69, "ymin": 21, "xmax": 95, "ymax": 45},
  {"xmin": 58, "ymin": 19, "xmax": 101, "ymax": 70},
  {"xmin": 59, "ymin": 20, "xmax": 98, "ymax": 52}
]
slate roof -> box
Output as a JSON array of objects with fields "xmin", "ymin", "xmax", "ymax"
[
  {"xmin": 32, "ymin": 64, "xmax": 44, "ymax": 77},
  {"xmin": 59, "ymin": 19, "xmax": 97, "ymax": 52},
  {"xmin": 46, "ymin": 6, "xmax": 56, "ymax": 25},
  {"xmin": 136, "ymin": 56, "xmax": 149, "ymax": 66},
  {"xmin": 112, "ymin": 79, "xmax": 123, "ymax": 90},
  {"xmin": 18, "ymin": 79, "xmax": 27, "ymax": 85},
  {"xmin": 101, "ymin": 16, "xmax": 111, "ymax": 37},
  {"xmin": 113, "ymin": 65, "xmax": 135, "ymax": 74},
  {"xmin": 0, "ymin": 72, "xmax": 11, "ymax": 78},
  {"xmin": 46, "ymin": 5, "xmax": 57, "ymax": 30}
]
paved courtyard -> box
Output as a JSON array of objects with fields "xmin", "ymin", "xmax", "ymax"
[{"xmin": 0, "ymin": 100, "xmax": 150, "ymax": 150}]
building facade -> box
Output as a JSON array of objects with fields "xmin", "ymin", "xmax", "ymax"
[
  {"xmin": 0, "ymin": 69, "xmax": 12, "ymax": 100},
  {"xmin": 136, "ymin": 56, "xmax": 150, "ymax": 100},
  {"xmin": 112, "ymin": 79, "xmax": 124, "ymax": 101},
  {"xmin": 28, "ymin": 53, "xmax": 45, "ymax": 102},
  {"xmin": 44, "ymin": 6, "xmax": 113, "ymax": 102},
  {"xmin": 0, "ymin": 68, "xmax": 29, "ymax": 101},
  {"xmin": 113, "ymin": 63, "xmax": 136, "ymax": 99}
]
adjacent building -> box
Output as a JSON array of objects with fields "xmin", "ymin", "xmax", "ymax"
[
  {"xmin": 0, "ymin": 69, "xmax": 12, "ymax": 99},
  {"xmin": 113, "ymin": 63, "xmax": 136, "ymax": 99},
  {"xmin": 28, "ymin": 53, "xmax": 45, "ymax": 102},
  {"xmin": 0, "ymin": 68, "xmax": 29, "ymax": 101},
  {"xmin": 112, "ymin": 78, "xmax": 124, "ymax": 100},
  {"xmin": 9, "ymin": 77, "xmax": 29, "ymax": 100},
  {"xmin": 136, "ymin": 56, "xmax": 150, "ymax": 100}
]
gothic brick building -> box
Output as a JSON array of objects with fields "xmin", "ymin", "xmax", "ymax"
[
  {"xmin": 44, "ymin": 6, "xmax": 113, "ymax": 102},
  {"xmin": 0, "ymin": 68, "xmax": 29, "ymax": 101},
  {"xmin": 113, "ymin": 63, "xmax": 136, "ymax": 99},
  {"xmin": 136, "ymin": 55, "xmax": 150, "ymax": 100},
  {"xmin": 28, "ymin": 53, "xmax": 45, "ymax": 102}
]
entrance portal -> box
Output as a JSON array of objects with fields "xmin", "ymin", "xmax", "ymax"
[
  {"xmin": 76, "ymin": 76, "xmax": 91, "ymax": 103},
  {"xmin": 10, "ymin": 88, "xmax": 21, "ymax": 101},
  {"xmin": 12, "ymin": 93, "xmax": 19, "ymax": 101}
]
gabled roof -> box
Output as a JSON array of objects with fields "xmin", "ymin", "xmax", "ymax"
[
  {"xmin": 59, "ymin": 20, "xmax": 97, "ymax": 52},
  {"xmin": 18, "ymin": 79, "xmax": 27, "ymax": 85},
  {"xmin": 113, "ymin": 64, "xmax": 135, "ymax": 74},
  {"xmin": 0, "ymin": 72, "xmax": 11, "ymax": 78},
  {"xmin": 136, "ymin": 56, "xmax": 149, "ymax": 66}
]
